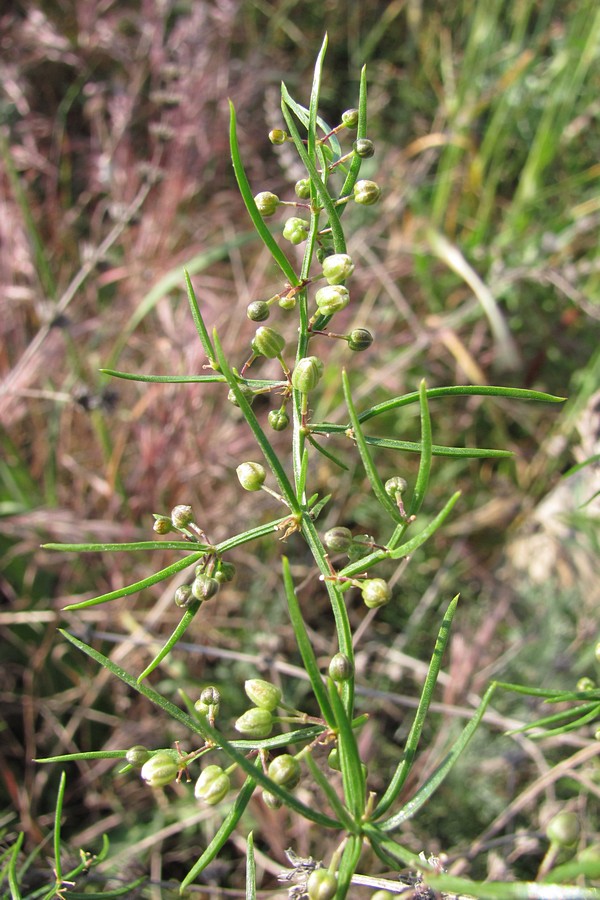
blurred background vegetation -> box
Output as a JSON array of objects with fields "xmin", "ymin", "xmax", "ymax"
[{"xmin": 1, "ymin": 0, "xmax": 599, "ymax": 896}]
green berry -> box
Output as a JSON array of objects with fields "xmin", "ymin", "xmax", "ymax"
[
  {"xmin": 245, "ymin": 678, "xmax": 282, "ymax": 711},
  {"xmin": 294, "ymin": 178, "xmax": 311, "ymax": 199},
  {"xmin": 329, "ymin": 653, "xmax": 354, "ymax": 682},
  {"xmin": 546, "ymin": 811, "xmax": 580, "ymax": 847},
  {"xmin": 269, "ymin": 129, "xmax": 287, "ymax": 144},
  {"xmin": 353, "ymin": 179, "xmax": 381, "ymax": 205},
  {"xmin": 291, "ymin": 356, "xmax": 324, "ymax": 393},
  {"xmin": 125, "ymin": 745, "xmax": 150, "ymax": 768},
  {"xmin": 236, "ymin": 461, "xmax": 266, "ymax": 491},
  {"xmin": 278, "ymin": 292, "xmax": 297, "ymax": 310},
  {"xmin": 341, "ymin": 108, "xmax": 359, "ymax": 128},
  {"xmin": 315, "ymin": 284, "xmax": 350, "ymax": 315},
  {"xmin": 171, "ymin": 504, "xmax": 194, "ymax": 529},
  {"xmin": 322, "ymin": 253, "xmax": 355, "ymax": 285},
  {"xmin": 194, "ymin": 765, "xmax": 230, "ymax": 805},
  {"xmin": 327, "ymin": 748, "xmax": 341, "ymax": 771},
  {"xmin": 268, "ymin": 408, "xmax": 290, "ymax": 431},
  {"xmin": 323, "ymin": 526, "xmax": 353, "ymax": 553},
  {"xmin": 307, "ymin": 869, "xmax": 337, "ymax": 900},
  {"xmin": 191, "ymin": 574, "xmax": 219, "ymax": 601},
  {"xmin": 200, "ymin": 686, "xmax": 221, "ymax": 706},
  {"xmin": 254, "ymin": 191, "xmax": 279, "ymax": 217},
  {"xmin": 353, "ymin": 138, "xmax": 375, "ymax": 158},
  {"xmin": 152, "ymin": 515, "xmax": 173, "ymax": 534},
  {"xmin": 214, "ymin": 561, "xmax": 236, "ymax": 584},
  {"xmin": 174, "ymin": 584, "xmax": 194, "ymax": 608},
  {"xmin": 576, "ymin": 676, "xmax": 595, "ymax": 691},
  {"xmin": 247, "ymin": 300, "xmax": 270, "ymax": 322},
  {"xmin": 234, "ymin": 707, "xmax": 273, "ymax": 738},
  {"xmin": 262, "ymin": 790, "xmax": 283, "ymax": 809},
  {"xmin": 267, "ymin": 754, "xmax": 301, "ymax": 789},
  {"xmin": 141, "ymin": 751, "xmax": 179, "ymax": 787},
  {"xmin": 251, "ymin": 326, "xmax": 285, "ymax": 359},
  {"xmin": 227, "ymin": 383, "xmax": 255, "ymax": 407},
  {"xmin": 282, "ymin": 216, "xmax": 309, "ymax": 245},
  {"xmin": 361, "ymin": 578, "xmax": 392, "ymax": 609},
  {"xmin": 348, "ymin": 328, "xmax": 374, "ymax": 351}
]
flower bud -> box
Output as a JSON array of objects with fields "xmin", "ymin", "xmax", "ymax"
[
  {"xmin": 200, "ymin": 686, "xmax": 221, "ymax": 706},
  {"xmin": 291, "ymin": 356, "xmax": 324, "ymax": 393},
  {"xmin": 268, "ymin": 409, "xmax": 290, "ymax": 431},
  {"xmin": 546, "ymin": 811, "xmax": 580, "ymax": 847},
  {"xmin": 126, "ymin": 745, "xmax": 150, "ymax": 768},
  {"xmin": 141, "ymin": 751, "xmax": 179, "ymax": 787},
  {"xmin": 269, "ymin": 129, "xmax": 287, "ymax": 144},
  {"xmin": 153, "ymin": 515, "xmax": 173, "ymax": 534},
  {"xmin": 307, "ymin": 869, "xmax": 337, "ymax": 900},
  {"xmin": 228, "ymin": 383, "xmax": 255, "ymax": 407},
  {"xmin": 341, "ymin": 108, "xmax": 359, "ymax": 128},
  {"xmin": 315, "ymin": 284, "xmax": 350, "ymax": 315},
  {"xmin": 195, "ymin": 686, "xmax": 220, "ymax": 719},
  {"xmin": 282, "ymin": 216, "xmax": 309, "ymax": 245},
  {"xmin": 254, "ymin": 191, "xmax": 280, "ymax": 217},
  {"xmin": 353, "ymin": 138, "xmax": 374, "ymax": 158},
  {"xmin": 236, "ymin": 461, "xmax": 266, "ymax": 491},
  {"xmin": 361, "ymin": 578, "xmax": 392, "ymax": 609},
  {"xmin": 323, "ymin": 526, "xmax": 353, "ymax": 553},
  {"xmin": 214, "ymin": 561, "xmax": 236, "ymax": 584},
  {"xmin": 385, "ymin": 476, "xmax": 408, "ymax": 499},
  {"xmin": 322, "ymin": 253, "xmax": 355, "ymax": 285},
  {"xmin": 194, "ymin": 765, "xmax": 230, "ymax": 805},
  {"xmin": 353, "ymin": 179, "xmax": 381, "ymax": 205},
  {"xmin": 348, "ymin": 328, "xmax": 373, "ymax": 351},
  {"xmin": 247, "ymin": 300, "xmax": 270, "ymax": 322},
  {"xmin": 191, "ymin": 574, "xmax": 220, "ymax": 601},
  {"xmin": 278, "ymin": 292, "xmax": 296, "ymax": 311},
  {"xmin": 171, "ymin": 505, "xmax": 194, "ymax": 529},
  {"xmin": 174, "ymin": 584, "xmax": 194, "ymax": 608},
  {"xmin": 251, "ymin": 326, "xmax": 285, "ymax": 359},
  {"xmin": 327, "ymin": 748, "xmax": 341, "ymax": 771},
  {"xmin": 294, "ymin": 178, "xmax": 311, "ymax": 199},
  {"xmin": 245, "ymin": 679, "xmax": 282, "ymax": 711},
  {"xmin": 576, "ymin": 676, "xmax": 595, "ymax": 691},
  {"xmin": 316, "ymin": 245, "xmax": 335, "ymax": 263},
  {"xmin": 262, "ymin": 790, "xmax": 283, "ymax": 809},
  {"xmin": 234, "ymin": 707, "xmax": 273, "ymax": 738},
  {"xmin": 329, "ymin": 653, "xmax": 354, "ymax": 682},
  {"xmin": 267, "ymin": 754, "xmax": 301, "ymax": 789}
]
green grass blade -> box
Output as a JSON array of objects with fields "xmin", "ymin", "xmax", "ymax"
[
  {"xmin": 282, "ymin": 556, "xmax": 335, "ymax": 726},
  {"xmin": 354, "ymin": 436, "xmax": 514, "ymax": 459},
  {"xmin": 373, "ymin": 595, "xmax": 460, "ymax": 819},
  {"xmin": 246, "ymin": 831, "xmax": 256, "ymax": 900},
  {"xmin": 362, "ymin": 823, "xmax": 431, "ymax": 870},
  {"xmin": 425, "ymin": 873, "xmax": 600, "ymax": 900},
  {"xmin": 229, "ymin": 101, "xmax": 298, "ymax": 285},
  {"xmin": 342, "ymin": 369, "xmax": 403, "ymax": 525},
  {"xmin": 184, "ymin": 268, "xmax": 217, "ymax": 367},
  {"xmin": 308, "ymin": 34, "xmax": 328, "ymax": 161},
  {"xmin": 409, "ymin": 379, "xmax": 433, "ymax": 518},
  {"xmin": 62, "ymin": 552, "xmax": 204, "ymax": 609},
  {"xmin": 327, "ymin": 678, "xmax": 365, "ymax": 821},
  {"xmin": 307, "ymin": 434, "xmax": 349, "ymax": 470},
  {"xmin": 43, "ymin": 541, "xmax": 207, "ymax": 552},
  {"xmin": 8, "ymin": 832, "xmax": 24, "ymax": 900},
  {"xmin": 213, "ymin": 330, "xmax": 300, "ymax": 513},
  {"xmin": 137, "ymin": 600, "xmax": 202, "ymax": 682},
  {"xmin": 339, "ymin": 64, "xmax": 368, "ymax": 200},
  {"xmin": 336, "ymin": 834, "xmax": 363, "ymax": 900},
  {"xmin": 53, "ymin": 772, "xmax": 67, "ymax": 887},
  {"xmin": 35, "ymin": 751, "xmax": 127, "ymax": 763},
  {"xmin": 380, "ymin": 683, "xmax": 498, "ymax": 832}
]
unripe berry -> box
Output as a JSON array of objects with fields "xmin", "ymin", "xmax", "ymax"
[
  {"xmin": 126, "ymin": 745, "xmax": 150, "ymax": 768},
  {"xmin": 329, "ymin": 653, "xmax": 354, "ymax": 682},
  {"xmin": 576, "ymin": 676, "xmax": 595, "ymax": 691},
  {"xmin": 341, "ymin": 108, "xmax": 359, "ymax": 128},
  {"xmin": 171, "ymin": 504, "xmax": 194, "ymax": 529},
  {"xmin": 267, "ymin": 754, "xmax": 301, "ymax": 789},
  {"xmin": 291, "ymin": 356, "xmax": 324, "ymax": 393},
  {"xmin": 141, "ymin": 751, "xmax": 179, "ymax": 787},
  {"xmin": 353, "ymin": 138, "xmax": 375, "ymax": 158},
  {"xmin": 268, "ymin": 408, "xmax": 290, "ymax": 431},
  {"xmin": 254, "ymin": 191, "xmax": 279, "ymax": 217},
  {"xmin": 195, "ymin": 686, "xmax": 220, "ymax": 719},
  {"xmin": 315, "ymin": 284, "xmax": 350, "ymax": 315},
  {"xmin": 228, "ymin": 383, "xmax": 255, "ymax": 407},
  {"xmin": 262, "ymin": 790, "xmax": 283, "ymax": 809},
  {"xmin": 194, "ymin": 765, "xmax": 230, "ymax": 805},
  {"xmin": 278, "ymin": 292, "xmax": 297, "ymax": 311},
  {"xmin": 214, "ymin": 561, "xmax": 236, "ymax": 584},
  {"xmin": 307, "ymin": 869, "xmax": 337, "ymax": 900},
  {"xmin": 269, "ymin": 129, "xmax": 287, "ymax": 144},
  {"xmin": 174, "ymin": 584, "xmax": 194, "ymax": 608},
  {"xmin": 546, "ymin": 811, "xmax": 580, "ymax": 847},
  {"xmin": 327, "ymin": 748, "xmax": 341, "ymax": 771},
  {"xmin": 348, "ymin": 328, "xmax": 374, "ymax": 351},
  {"xmin": 282, "ymin": 216, "xmax": 309, "ymax": 245},
  {"xmin": 294, "ymin": 178, "xmax": 311, "ymax": 199},
  {"xmin": 200, "ymin": 686, "xmax": 221, "ymax": 706},
  {"xmin": 322, "ymin": 253, "xmax": 355, "ymax": 285},
  {"xmin": 153, "ymin": 515, "xmax": 173, "ymax": 534},
  {"xmin": 245, "ymin": 678, "xmax": 282, "ymax": 711},
  {"xmin": 191, "ymin": 574, "xmax": 219, "ymax": 601},
  {"xmin": 316, "ymin": 245, "xmax": 335, "ymax": 263},
  {"xmin": 251, "ymin": 326, "xmax": 285, "ymax": 359},
  {"xmin": 247, "ymin": 300, "xmax": 270, "ymax": 322},
  {"xmin": 323, "ymin": 526, "xmax": 353, "ymax": 553},
  {"xmin": 234, "ymin": 707, "xmax": 273, "ymax": 738},
  {"xmin": 236, "ymin": 461, "xmax": 266, "ymax": 491},
  {"xmin": 361, "ymin": 578, "xmax": 392, "ymax": 609},
  {"xmin": 353, "ymin": 179, "xmax": 381, "ymax": 205}
]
